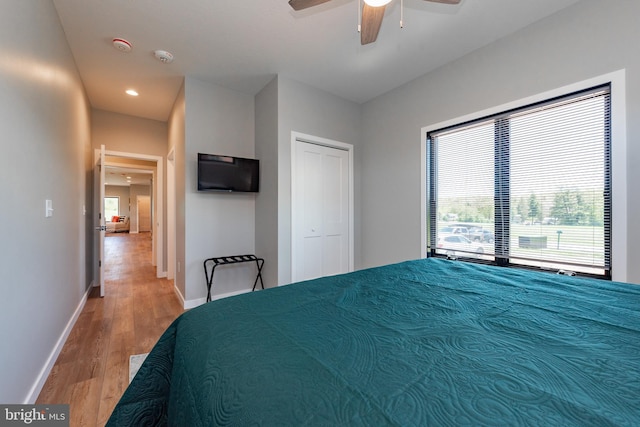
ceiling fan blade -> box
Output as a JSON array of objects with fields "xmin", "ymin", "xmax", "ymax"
[
  {"xmin": 361, "ymin": 4, "xmax": 386, "ymax": 45},
  {"xmin": 424, "ymin": 0, "xmax": 461, "ymax": 4},
  {"xmin": 288, "ymin": 0, "xmax": 333, "ymax": 11}
]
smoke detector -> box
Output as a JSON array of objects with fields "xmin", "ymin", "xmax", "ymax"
[
  {"xmin": 112, "ymin": 38, "xmax": 132, "ymax": 52},
  {"xmin": 154, "ymin": 50, "xmax": 174, "ymax": 64}
]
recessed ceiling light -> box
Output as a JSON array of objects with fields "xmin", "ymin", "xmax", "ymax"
[{"xmin": 126, "ymin": 89, "xmax": 139, "ymax": 96}]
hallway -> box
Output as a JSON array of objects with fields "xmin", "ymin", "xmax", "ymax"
[{"xmin": 36, "ymin": 233, "xmax": 184, "ymax": 426}]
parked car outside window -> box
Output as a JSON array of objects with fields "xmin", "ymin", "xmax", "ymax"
[
  {"xmin": 470, "ymin": 229, "xmax": 495, "ymax": 243},
  {"xmin": 439, "ymin": 226, "xmax": 470, "ymax": 238},
  {"xmin": 437, "ymin": 235, "xmax": 484, "ymax": 258}
]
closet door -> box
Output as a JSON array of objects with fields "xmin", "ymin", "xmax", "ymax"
[{"xmin": 292, "ymin": 140, "xmax": 350, "ymax": 282}]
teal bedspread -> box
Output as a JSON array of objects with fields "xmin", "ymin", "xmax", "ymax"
[{"xmin": 107, "ymin": 259, "xmax": 640, "ymax": 426}]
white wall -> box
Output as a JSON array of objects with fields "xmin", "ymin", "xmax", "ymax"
[
  {"xmin": 0, "ymin": 0, "xmax": 92, "ymax": 403},
  {"xmin": 360, "ymin": 0, "xmax": 640, "ymax": 282},
  {"xmin": 183, "ymin": 77, "xmax": 256, "ymax": 302}
]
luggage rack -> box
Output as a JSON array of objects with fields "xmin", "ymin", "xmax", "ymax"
[{"xmin": 203, "ymin": 254, "xmax": 264, "ymax": 302}]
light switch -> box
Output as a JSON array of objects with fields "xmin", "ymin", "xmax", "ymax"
[{"xmin": 45, "ymin": 199, "xmax": 53, "ymax": 218}]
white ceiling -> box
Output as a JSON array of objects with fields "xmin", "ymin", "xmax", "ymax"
[{"xmin": 52, "ymin": 0, "xmax": 581, "ymax": 122}]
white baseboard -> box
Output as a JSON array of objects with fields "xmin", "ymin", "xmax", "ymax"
[
  {"xmin": 182, "ymin": 288, "xmax": 252, "ymax": 310},
  {"xmin": 213, "ymin": 289, "xmax": 252, "ymax": 301},
  {"xmin": 183, "ymin": 296, "xmax": 206, "ymax": 310},
  {"xmin": 25, "ymin": 285, "xmax": 91, "ymax": 404},
  {"xmin": 173, "ymin": 283, "xmax": 186, "ymax": 308}
]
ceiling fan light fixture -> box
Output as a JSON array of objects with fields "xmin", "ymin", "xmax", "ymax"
[{"xmin": 363, "ymin": 0, "xmax": 392, "ymax": 6}]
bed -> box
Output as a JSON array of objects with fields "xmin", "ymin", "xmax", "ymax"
[{"xmin": 106, "ymin": 258, "xmax": 640, "ymax": 426}]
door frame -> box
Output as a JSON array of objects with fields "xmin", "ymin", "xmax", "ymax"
[
  {"xmin": 290, "ymin": 131, "xmax": 354, "ymax": 282},
  {"xmin": 98, "ymin": 149, "xmax": 165, "ymax": 278},
  {"xmin": 167, "ymin": 147, "xmax": 176, "ymax": 281}
]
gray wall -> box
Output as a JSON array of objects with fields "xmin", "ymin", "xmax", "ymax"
[
  {"xmin": 255, "ymin": 76, "xmax": 362, "ymax": 287},
  {"xmin": 277, "ymin": 76, "xmax": 363, "ymax": 285},
  {"xmin": 0, "ymin": 0, "xmax": 92, "ymax": 403},
  {"xmin": 360, "ymin": 0, "xmax": 640, "ymax": 282},
  {"xmin": 178, "ymin": 74, "xmax": 362, "ymax": 302},
  {"xmin": 255, "ymin": 78, "xmax": 279, "ymax": 288},
  {"xmin": 92, "ymin": 109, "xmax": 168, "ymax": 157},
  {"xmin": 183, "ymin": 77, "xmax": 256, "ymax": 302}
]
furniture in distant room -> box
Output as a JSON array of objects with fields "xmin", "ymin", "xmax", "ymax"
[{"xmin": 106, "ymin": 216, "xmax": 130, "ymax": 233}]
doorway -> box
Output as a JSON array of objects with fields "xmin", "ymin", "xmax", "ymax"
[
  {"xmin": 105, "ymin": 151, "xmax": 163, "ymax": 276},
  {"xmin": 94, "ymin": 149, "xmax": 165, "ymax": 289},
  {"xmin": 291, "ymin": 133, "xmax": 354, "ymax": 282}
]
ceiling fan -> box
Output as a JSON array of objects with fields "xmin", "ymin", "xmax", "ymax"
[{"xmin": 289, "ymin": 0, "xmax": 461, "ymax": 45}]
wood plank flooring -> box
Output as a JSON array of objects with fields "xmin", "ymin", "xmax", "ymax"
[{"xmin": 36, "ymin": 232, "xmax": 184, "ymax": 426}]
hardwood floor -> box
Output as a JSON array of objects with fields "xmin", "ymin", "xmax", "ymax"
[{"xmin": 36, "ymin": 232, "xmax": 184, "ymax": 426}]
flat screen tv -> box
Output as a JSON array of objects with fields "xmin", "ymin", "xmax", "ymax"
[{"xmin": 197, "ymin": 153, "xmax": 259, "ymax": 193}]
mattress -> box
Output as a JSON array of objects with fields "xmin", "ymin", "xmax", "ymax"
[{"xmin": 107, "ymin": 258, "xmax": 640, "ymax": 426}]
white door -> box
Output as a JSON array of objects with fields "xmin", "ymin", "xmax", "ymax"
[
  {"xmin": 292, "ymin": 139, "xmax": 351, "ymax": 282},
  {"xmin": 94, "ymin": 145, "xmax": 106, "ymax": 297}
]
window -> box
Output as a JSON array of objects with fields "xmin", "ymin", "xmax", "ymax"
[
  {"xmin": 427, "ymin": 85, "xmax": 611, "ymax": 278},
  {"xmin": 104, "ymin": 197, "xmax": 119, "ymax": 220}
]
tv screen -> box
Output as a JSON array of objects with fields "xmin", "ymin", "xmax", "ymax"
[{"xmin": 197, "ymin": 153, "xmax": 259, "ymax": 193}]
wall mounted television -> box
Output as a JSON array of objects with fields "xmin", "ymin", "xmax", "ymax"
[{"xmin": 197, "ymin": 153, "xmax": 259, "ymax": 193}]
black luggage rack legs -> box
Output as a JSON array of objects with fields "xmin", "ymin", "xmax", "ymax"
[{"xmin": 203, "ymin": 254, "xmax": 265, "ymax": 302}]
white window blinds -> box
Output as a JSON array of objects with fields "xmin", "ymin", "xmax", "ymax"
[{"xmin": 428, "ymin": 85, "xmax": 611, "ymax": 277}]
